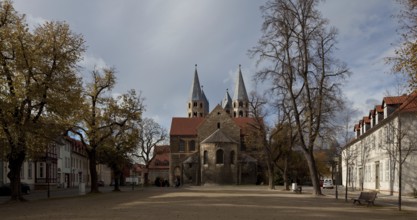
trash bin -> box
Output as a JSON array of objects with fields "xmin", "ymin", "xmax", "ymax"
[
  {"xmin": 292, "ymin": 183, "xmax": 297, "ymax": 191},
  {"xmin": 79, "ymin": 183, "xmax": 86, "ymax": 195}
]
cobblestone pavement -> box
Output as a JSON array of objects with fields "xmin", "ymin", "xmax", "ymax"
[{"xmin": 0, "ymin": 185, "xmax": 416, "ymax": 219}]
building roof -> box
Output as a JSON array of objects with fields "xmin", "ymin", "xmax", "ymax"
[
  {"xmin": 233, "ymin": 65, "xmax": 249, "ymax": 102},
  {"xmin": 393, "ymin": 91, "xmax": 417, "ymax": 113},
  {"xmin": 383, "ymin": 94, "xmax": 408, "ymax": 105},
  {"xmin": 170, "ymin": 117, "xmax": 204, "ymax": 136},
  {"xmin": 375, "ymin": 105, "xmax": 383, "ymax": 113},
  {"xmin": 362, "ymin": 116, "xmax": 370, "ymax": 124},
  {"xmin": 201, "ymin": 129, "xmax": 238, "ymax": 144}
]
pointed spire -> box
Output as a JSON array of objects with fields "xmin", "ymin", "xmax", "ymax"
[
  {"xmin": 233, "ymin": 65, "xmax": 249, "ymax": 101},
  {"xmin": 222, "ymin": 89, "xmax": 232, "ymax": 109},
  {"xmin": 189, "ymin": 64, "xmax": 202, "ymax": 101}
]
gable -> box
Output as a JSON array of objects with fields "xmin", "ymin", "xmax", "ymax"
[{"xmin": 197, "ymin": 105, "xmax": 241, "ymax": 143}]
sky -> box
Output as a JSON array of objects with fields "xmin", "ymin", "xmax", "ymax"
[{"xmin": 11, "ymin": 0, "xmax": 404, "ymax": 132}]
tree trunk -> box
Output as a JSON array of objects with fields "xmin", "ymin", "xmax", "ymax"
[
  {"xmin": 143, "ymin": 163, "xmax": 149, "ymax": 186},
  {"xmin": 113, "ymin": 170, "xmax": 121, "ymax": 192},
  {"xmin": 303, "ymin": 151, "xmax": 322, "ymax": 195},
  {"xmin": 266, "ymin": 160, "xmax": 275, "ymax": 190},
  {"xmin": 283, "ymin": 156, "xmax": 289, "ymax": 190},
  {"xmin": 7, "ymin": 146, "xmax": 26, "ymax": 201},
  {"xmin": 88, "ymin": 148, "xmax": 99, "ymax": 193}
]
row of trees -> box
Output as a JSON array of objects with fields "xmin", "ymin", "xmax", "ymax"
[{"xmin": 0, "ymin": 1, "xmax": 166, "ymax": 201}]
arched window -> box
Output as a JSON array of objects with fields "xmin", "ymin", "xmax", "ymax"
[
  {"xmin": 179, "ymin": 140, "xmax": 185, "ymax": 152},
  {"xmin": 189, "ymin": 140, "xmax": 196, "ymax": 151},
  {"xmin": 216, "ymin": 149, "xmax": 224, "ymax": 164},
  {"xmin": 234, "ymin": 111, "xmax": 236, "ymax": 117},
  {"xmin": 188, "ymin": 103, "xmax": 191, "ymax": 109},
  {"xmin": 193, "ymin": 102, "xmax": 197, "ymax": 107},
  {"xmin": 239, "ymin": 111, "xmax": 243, "ymax": 117},
  {"xmin": 200, "ymin": 103, "xmax": 203, "ymax": 108},
  {"xmin": 203, "ymin": 151, "xmax": 208, "ymax": 164},
  {"xmin": 230, "ymin": 151, "xmax": 235, "ymax": 164},
  {"xmin": 217, "ymin": 122, "xmax": 220, "ymax": 129},
  {"xmin": 239, "ymin": 101, "xmax": 243, "ymax": 107}
]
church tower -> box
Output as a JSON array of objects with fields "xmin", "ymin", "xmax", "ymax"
[
  {"xmin": 187, "ymin": 64, "xmax": 209, "ymax": 118},
  {"xmin": 232, "ymin": 65, "xmax": 249, "ymax": 118}
]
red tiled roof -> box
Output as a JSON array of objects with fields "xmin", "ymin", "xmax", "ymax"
[
  {"xmin": 353, "ymin": 124, "xmax": 360, "ymax": 131},
  {"xmin": 234, "ymin": 117, "xmax": 262, "ymax": 135},
  {"xmin": 148, "ymin": 150, "xmax": 170, "ymax": 170},
  {"xmin": 170, "ymin": 117, "xmax": 204, "ymax": 136},
  {"xmin": 369, "ymin": 110, "xmax": 375, "ymax": 117},
  {"xmin": 154, "ymin": 145, "xmax": 170, "ymax": 154},
  {"xmin": 362, "ymin": 116, "xmax": 370, "ymax": 124},
  {"xmin": 383, "ymin": 94, "xmax": 408, "ymax": 105},
  {"xmin": 375, "ymin": 105, "xmax": 383, "ymax": 113},
  {"xmin": 393, "ymin": 91, "xmax": 417, "ymax": 113}
]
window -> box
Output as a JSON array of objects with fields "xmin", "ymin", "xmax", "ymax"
[
  {"xmin": 217, "ymin": 122, "xmax": 220, "ymax": 129},
  {"xmin": 239, "ymin": 101, "xmax": 243, "ymax": 107},
  {"xmin": 200, "ymin": 103, "xmax": 203, "ymax": 108},
  {"xmin": 200, "ymin": 113, "xmax": 203, "ymax": 117},
  {"xmin": 203, "ymin": 151, "xmax": 208, "ymax": 164},
  {"xmin": 234, "ymin": 112, "xmax": 236, "ymax": 117},
  {"xmin": 189, "ymin": 140, "xmax": 196, "ymax": 151},
  {"xmin": 230, "ymin": 151, "xmax": 235, "ymax": 164},
  {"xmin": 40, "ymin": 163, "xmax": 44, "ymax": 178},
  {"xmin": 385, "ymin": 160, "xmax": 390, "ymax": 182},
  {"xmin": 216, "ymin": 149, "xmax": 224, "ymax": 164},
  {"xmin": 193, "ymin": 102, "xmax": 197, "ymax": 107},
  {"xmin": 193, "ymin": 112, "xmax": 197, "ymax": 117},
  {"xmin": 239, "ymin": 111, "xmax": 243, "ymax": 117},
  {"xmin": 179, "ymin": 140, "xmax": 185, "ymax": 152},
  {"xmin": 189, "ymin": 103, "xmax": 191, "ymax": 109}
]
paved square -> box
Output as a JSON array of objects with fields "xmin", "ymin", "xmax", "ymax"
[{"xmin": 0, "ymin": 186, "xmax": 416, "ymax": 219}]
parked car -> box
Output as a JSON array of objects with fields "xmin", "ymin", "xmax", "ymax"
[
  {"xmin": 0, "ymin": 183, "xmax": 31, "ymax": 196},
  {"xmin": 322, "ymin": 179, "xmax": 334, "ymax": 189}
]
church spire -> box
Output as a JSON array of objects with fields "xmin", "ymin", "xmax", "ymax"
[
  {"xmin": 233, "ymin": 65, "xmax": 249, "ymax": 102},
  {"xmin": 222, "ymin": 89, "xmax": 232, "ymax": 116},
  {"xmin": 187, "ymin": 64, "xmax": 209, "ymax": 118},
  {"xmin": 189, "ymin": 64, "xmax": 202, "ymax": 101},
  {"xmin": 232, "ymin": 65, "xmax": 249, "ymax": 118}
]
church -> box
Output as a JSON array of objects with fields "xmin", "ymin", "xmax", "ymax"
[{"xmin": 169, "ymin": 65, "xmax": 261, "ymax": 186}]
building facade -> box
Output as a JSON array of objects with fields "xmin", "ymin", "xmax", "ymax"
[
  {"xmin": 169, "ymin": 65, "xmax": 260, "ymax": 186},
  {"xmin": 341, "ymin": 92, "xmax": 417, "ymax": 195}
]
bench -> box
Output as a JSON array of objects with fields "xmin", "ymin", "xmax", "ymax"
[
  {"xmin": 352, "ymin": 191, "xmax": 377, "ymax": 206},
  {"xmin": 293, "ymin": 186, "xmax": 302, "ymax": 194}
]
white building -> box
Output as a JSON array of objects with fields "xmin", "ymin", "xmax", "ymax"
[{"xmin": 342, "ymin": 92, "xmax": 417, "ymax": 195}]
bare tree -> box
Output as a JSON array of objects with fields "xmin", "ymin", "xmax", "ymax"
[
  {"xmin": 134, "ymin": 118, "xmax": 167, "ymax": 185},
  {"xmin": 250, "ymin": 0, "xmax": 349, "ymax": 195},
  {"xmin": 70, "ymin": 69, "xmax": 144, "ymax": 193}
]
